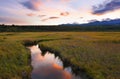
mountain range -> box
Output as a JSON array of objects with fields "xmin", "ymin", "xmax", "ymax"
[{"xmin": 61, "ymin": 18, "xmax": 120, "ymax": 26}]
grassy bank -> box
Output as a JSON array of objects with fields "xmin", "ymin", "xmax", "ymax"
[
  {"xmin": 38, "ymin": 32, "xmax": 120, "ymax": 79},
  {"xmin": 0, "ymin": 41, "xmax": 31, "ymax": 79},
  {"xmin": 0, "ymin": 32, "xmax": 120, "ymax": 79}
]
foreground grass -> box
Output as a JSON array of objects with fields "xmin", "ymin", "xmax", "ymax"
[
  {"xmin": 0, "ymin": 32, "xmax": 120, "ymax": 79},
  {"xmin": 0, "ymin": 41, "xmax": 31, "ymax": 79}
]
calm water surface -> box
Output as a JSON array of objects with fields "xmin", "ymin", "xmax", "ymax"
[{"xmin": 28, "ymin": 45, "xmax": 81, "ymax": 79}]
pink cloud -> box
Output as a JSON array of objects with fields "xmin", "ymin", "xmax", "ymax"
[
  {"xmin": 41, "ymin": 18, "xmax": 48, "ymax": 22},
  {"xmin": 22, "ymin": 0, "xmax": 43, "ymax": 10},
  {"xmin": 41, "ymin": 16, "xmax": 59, "ymax": 21},
  {"xmin": 60, "ymin": 12, "xmax": 69, "ymax": 16},
  {"xmin": 27, "ymin": 13, "xmax": 35, "ymax": 16},
  {"xmin": 31, "ymin": 0, "xmax": 42, "ymax": 9},
  {"xmin": 61, "ymin": 0, "xmax": 71, "ymax": 3},
  {"xmin": 0, "ymin": 16, "xmax": 28, "ymax": 24},
  {"xmin": 38, "ymin": 15, "xmax": 46, "ymax": 17},
  {"xmin": 49, "ymin": 17, "xmax": 59, "ymax": 19}
]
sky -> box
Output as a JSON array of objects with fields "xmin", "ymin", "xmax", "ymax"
[{"xmin": 0, "ymin": 0, "xmax": 120, "ymax": 25}]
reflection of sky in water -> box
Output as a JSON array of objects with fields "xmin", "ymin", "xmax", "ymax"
[{"xmin": 28, "ymin": 45, "xmax": 75, "ymax": 79}]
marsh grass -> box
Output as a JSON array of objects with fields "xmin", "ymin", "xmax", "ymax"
[
  {"xmin": 39, "ymin": 40, "xmax": 120, "ymax": 79},
  {"xmin": 0, "ymin": 41, "xmax": 31, "ymax": 79},
  {"xmin": 0, "ymin": 32, "xmax": 120, "ymax": 79}
]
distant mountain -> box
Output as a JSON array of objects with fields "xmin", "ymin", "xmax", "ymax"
[
  {"xmin": 84, "ymin": 18, "xmax": 120, "ymax": 26},
  {"xmin": 60, "ymin": 18, "xmax": 120, "ymax": 26}
]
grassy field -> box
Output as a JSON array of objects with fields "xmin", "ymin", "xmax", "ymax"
[{"xmin": 0, "ymin": 32, "xmax": 120, "ymax": 79}]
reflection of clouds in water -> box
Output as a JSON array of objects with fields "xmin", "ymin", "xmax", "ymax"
[
  {"xmin": 28, "ymin": 45, "xmax": 81, "ymax": 79},
  {"xmin": 32, "ymin": 63, "xmax": 71, "ymax": 79}
]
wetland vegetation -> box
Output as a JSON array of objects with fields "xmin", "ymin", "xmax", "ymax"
[{"xmin": 0, "ymin": 32, "xmax": 120, "ymax": 79}]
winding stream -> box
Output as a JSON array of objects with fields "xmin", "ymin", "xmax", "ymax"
[{"xmin": 27, "ymin": 45, "xmax": 81, "ymax": 79}]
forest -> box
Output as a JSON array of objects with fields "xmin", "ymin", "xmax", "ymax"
[{"xmin": 0, "ymin": 24, "xmax": 120, "ymax": 32}]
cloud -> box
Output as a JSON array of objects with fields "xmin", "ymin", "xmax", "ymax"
[
  {"xmin": 0, "ymin": 16, "xmax": 28, "ymax": 24},
  {"xmin": 92, "ymin": 0, "xmax": 120, "ymax": 14},
  {"xmin": 60, "ymin": 12, "xmax": 69, "ymax": 16},
  {"xmin": 27, "ymin": 13, "xmax": 35, "ymax": 16},
  {"xmin": 38, "ymin": 15, "xmax": 46, "ymax": 18},
  {"xmin": 21, "ymin": 0, "xmax": 42, "ymax": 11},
  {"xmin": 41, "ymin": 16, "xmax": 59, "ymax": 21},
  {"xmin": 27, "ymin": 13, "xmax": 46, "ymax": 17},
  {"xmin": 21, "ymin": 0, "xmax": 72, "ymax": 11},
  {"xmin": 41, "ymin": 18, "xmax": 48, "ymax": 22},
  {"xmin": 49, "ymin": 17, "xmax": 59, "ymax": 19},
  {"xmin": 80, "ymin": 17, "xmax": 83, "ymax": 19},
  {"xmin": 61, "ymin": 0, "xmax": 71, "ymax": 3}
]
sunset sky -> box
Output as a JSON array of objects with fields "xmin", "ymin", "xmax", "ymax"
[{"xmin": 0, "ymin": 0, "xmax": 120, "ymax": 25}]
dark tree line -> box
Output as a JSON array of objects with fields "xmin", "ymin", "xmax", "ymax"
[{"xmin": 0, "ymin": 24, "xmax": 120, "ymax": 32}]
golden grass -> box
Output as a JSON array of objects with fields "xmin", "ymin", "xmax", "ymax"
[{"xmin": 0, "ymin": 32, "xmax": 120, "ymax": 79}]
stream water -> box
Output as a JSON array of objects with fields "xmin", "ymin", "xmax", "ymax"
[{"xmin": 28, "ymin": 45, "xmax": 81, "ymax": 79}]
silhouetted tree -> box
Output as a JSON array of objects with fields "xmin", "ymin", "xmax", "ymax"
[
  {"xmin": 12, "ymin": 24, "xmax": 15, "ymax": 26},
  {"xmin": 2, "ymin": 24, "xmax": 4, "ymax": 26}
]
